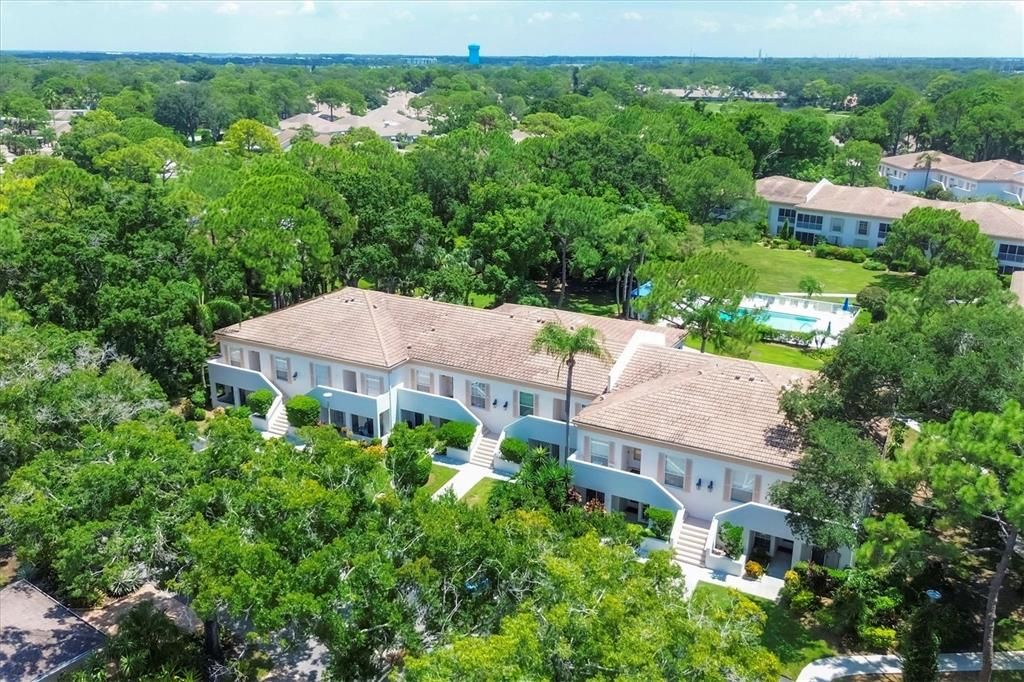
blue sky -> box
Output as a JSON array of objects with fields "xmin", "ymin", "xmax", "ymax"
[{"xmin": 1, "ymin": 1, "xmax": 1022, "ymax": 58}]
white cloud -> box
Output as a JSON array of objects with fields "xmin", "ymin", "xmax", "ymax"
[
  {"xmin": 561, "ymin": 11, "xmax": 581, "ymax": 21},
  {"xmin": 392, "ymin": 8, "xmax": 414, "ymax": 21},
  {"xmin": 528, "ymin": 10, "xmax": 553, "ymax": 23},
  {"xmin": 767, "ymin": 0, "xmax": 966, "ymax": 30},
  {"xmin": 215, "ymin": 1, "xmax": 240, "ymax": 15},
  {"xmin": 150, "ymin": 0, "xmax": 169, "ymax": 11},
  {"xmin": 622, "ymin": 11, "xmax": 642, "ymax": 21},
  {"xmin": 698, "ymin": 19, "xmax": 719, "ymax": 32},
  {"xmin": 298, "ymin": 0, "xmax": 316, "ymax": 14}
]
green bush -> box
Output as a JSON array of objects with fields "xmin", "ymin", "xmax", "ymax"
[
  {"xmin": 438, "ymin": 420, "xmax": 476, "ymax": 450},
  {"xmin": 859, "ymin": 625, "xmax": 898, "ymax": 651},
  {"xmin": 744, "ymin": 560, "xmax": 765, "ymax": 579},
  {"xmin": 719, "ymin": 521, "xmax": 744, "ymax": 559},
  {"xmin": 246, "ymin": 388, "xmax": 275, "ymax": 417},
  {"xmin": 499, "ymin": 436, "xmax": 529, "ymax": 463},
  {"xmin": 193, "ymin": 408, "xmax": 206, "ymax": 421},
  {"xmin": 788, "ymin": 588, "xmax": 817, "ymax": 615},
  {"xmin": 862, "ymin": 258, "xmax": 886, "ymax": 271},
  {"xmin": 645, "ymin": 507, "xmax": 675, "ymax": 539},
  {"xmin": 285, "ymin": 395, "xmax": 321, "ymax": 428},
  {"xmin": 814, "ymin": 242, "xmax": 869, "ymax": 263},
  {"xmin": 856, "ymin": 285, "xmax": 889, "ymax": 322},
  {"xmin": 190, "ymin": 388, "xmax": 208, "ymax": 409}
]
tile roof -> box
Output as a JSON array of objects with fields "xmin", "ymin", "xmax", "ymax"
[
  {"xmin": 756, "ymin": 177, "xmax": 1024, "ymax": 243},
  {"xmin": 216, "ymin": 289, "xmax": 679, "ymax": 395},
  {"xmin": 880, "ymin": 150, "xmax": 971, "ymax": 171},
  {"xmin": 882, "ymin": 151, "xmax": 1024, "ymax": 184},
  {"xmin": 0, "ymin": 580, "xmax": 105, "ymax": 682},
  {"xmin": 576, "ymin": 346, "xmax": 813, "ymax": 469}
]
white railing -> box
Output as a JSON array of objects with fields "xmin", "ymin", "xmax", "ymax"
[
  {"xmin": 744, "ymin": 292, "xmax": 858, "ymax": 316},
  {"xmin": 669, "ymin": 506, "xmax": 688, "ymax": 551},
  {"xmin": 704, "ymin": 517, "xmax": 746, "ymax": 576}
]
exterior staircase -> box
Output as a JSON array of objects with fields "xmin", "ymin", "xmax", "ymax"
[
  {"xmin": 470, "ymin": 432, "xmax": 499, "ymax": 468},
  {"xmin": 673, "ymin": 522, "xmax": 710, "ymax": 567},
  {"xmin": 266, "ymin": 407, "xmax": 290, "ymax": 438}
]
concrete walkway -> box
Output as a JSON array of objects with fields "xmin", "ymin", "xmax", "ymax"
[
  {"xmin": 679, "ymin": 562, "xmax": 785, "ymax": 602},
  {"xmin": 795, "ymin": 650, "xmax": 1024, "ymax": 681},
  {"xmin": 432, "ymin": 462, "xmax": 509, "ymax": 500}
]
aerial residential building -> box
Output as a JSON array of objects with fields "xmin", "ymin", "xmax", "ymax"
[
  {"xmin": 878, "ymin": 151, "xmax": 1024, "ymax": 204},
  {"xmin": 208, "ymin": 287, "xmax": 853, "ymax": 574},
  {"xmin": 757, "ymin": 176, "xmax": 1024, "ymax": 274}
]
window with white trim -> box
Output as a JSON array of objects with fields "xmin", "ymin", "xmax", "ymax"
[
  {"xmin": 228, "ymin": 347, "xmax": 243, "ymax": 367},
  {"xmin": 777, "ymin": 207, "xmax": 796, "ymax": 227},
  {"xmin": 364, "ymin": 375, "xmax": 383, "ymax": 397},
  {"xmin": 590, "ymin": 439, "xmax": 610, "ymax": 467},
  {"xmin": 518, "ymin": 391, "xmax": 534, "ymax": 417},
  {"xmin": 664, "ymin": 454, "xmax": 686, "ymax": 488},
  {"xmin": 877, "ymin": 222, "xmax": 891, "ymax": 240},
  {"xmin": 857, "ymin": 220, "xmax": 869, "ymax": 236},
  {"xmin": 471, "ymin": 381, "xmax": 489, "ymax": 408},
  {"xmin": 313, "ymin": 363, "xmax": 331, "ymax": 387},
  {"xmin": 730, "ymin": 470, "xmax": 757, "ymax": 503},
  {"xmin": 273, "ymin": 356, "xmax": 290, "ymax": 382},
  {"xmin": 830, "ymin": 217, "xmax": 844, "ymax": 233},
  {"xmin": 415, "ymin": 370, "xmax": 432, "ymax": 393}
]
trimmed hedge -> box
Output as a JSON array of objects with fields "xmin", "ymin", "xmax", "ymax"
[
  {"xmin": 285, "ymin": 395, "xmax": 321, "ymax": 428},
  {"xmin": 745, "ymin": 560, "xmax": 765, "ymax": 579},
  {"xmin": 438, "ymin": 420, "xmax": 476, "ymax": 450},
  {"xmin": 645, "ymin": 507, "xmax": 675, "ymax": 539},
  {"xmin": 813, "ymin": 242, "xmax": 869, "ymax": 263},
  {"xmin": 719, "ymin": 521, "xmax": 744, "ymax": 559},
  {"xmin": 499, "ymin": 437, "xmax": 529, "ymax": 463},
  {"xmin": 246, "ymin": 389, "xmax": 275, "ymax": 417}
]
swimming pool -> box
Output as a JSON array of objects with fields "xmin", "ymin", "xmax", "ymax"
[{"xmin": 741, "ymin": 308, "xmax": 819, "ymax": 333}]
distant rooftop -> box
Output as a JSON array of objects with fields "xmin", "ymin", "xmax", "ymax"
[
  {"xmin": 0, "ymin": 580, "xmax": 105, "ymax": 682},
  {"xmin": 881, "ymin": 151, "xmax": 1024, "ymax": 184},
  {"xmin": 757, "ymin": 176, "xmax": 1024, "ymax": 242}
]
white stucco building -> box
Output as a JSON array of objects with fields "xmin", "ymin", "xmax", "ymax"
[
  {"xmin": 207, "ymin": 287, "xmax": 854, "ymax": 575},
  {"xmin": 757, "ymin": 176, "xmax": 1024, "ymax": 274},
  {"xmin": 878, "ymin": 150, "xmax": 1024, "ymax": 204}
]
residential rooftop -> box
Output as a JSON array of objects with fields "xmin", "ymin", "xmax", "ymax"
[
  {"xmin": 756, "ymin": 176, "xmax": 1024, "ymax": 242},
  {"xmin": 0, "ymin": 580, "xmax": 105, "ymax": 682},
  {"xmin": 576, "ymin": 345, "xmax": 810, "ymax": 470},
  {"xmin": 881, "ymin": 151, "xmax": 1024, "ymax": 184},
  {"xmin": 216, "ymin": 288, "xmax": 682, "ymax": 396}
]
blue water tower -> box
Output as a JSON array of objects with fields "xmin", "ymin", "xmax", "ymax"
[{"xmin": 468, "ymin": 44, "xmax": 480, "ymax": 65}]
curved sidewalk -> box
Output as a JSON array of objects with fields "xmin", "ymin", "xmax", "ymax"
[{"xmin": 796, "ymin": 651, "xmax": 1024, "ymax": 682}]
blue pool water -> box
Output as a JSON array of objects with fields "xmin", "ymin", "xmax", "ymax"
[{"xmin": 727, "ymin": 308, "xmax": 820, "ymax": 332}]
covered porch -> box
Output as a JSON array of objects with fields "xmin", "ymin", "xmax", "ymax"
[{"xmin": 307, "ymin": 385, "xmax": 390, "ymax": 439}]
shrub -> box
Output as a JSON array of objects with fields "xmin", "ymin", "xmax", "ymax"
[
  {"xmin": 788, "ymin": 588, "xmax": 817, "ymax": 615},
  {"xmin": 719, "ymin": 521, "xmax": 744, "ymax": 559},
  {"xmin": 438, "ymin": 420, "xmax": 476, "ymax": 450},
  {"xmin": 285, "ymin": 395, "xmax": 321, "ymax": 427},
  {"xmin": 190, "ymin": 389, "xmax": 208, "ymax": 409},
  {"xmin": 645, "ymin": 507, "xmax": 675, "ymax": 539},
  {"xmin": 744, "ymin": 560, "xmax": 765, "ymax": 580},
  {"xmin": 246, "ymin": 388, "xmax": 275, "ymax": 417},
  {"xmin": 856, "ymin": 285, "xmax": 889, "ymax": 321},
  {"xmin": 499, "ymin": 437, "xmax": 529, "ymax": 463},
  {"xmin": 783, "ymin": 569, "xmax": 800, "ymax": 590},
  {"xmin": 193, "ymin": 408, "xmax": 206, "ymax": 421},
  {"xmin": 859, "ymin": 625, "xmax": 898, "ymax": 651},
  {"xmin": 862, "ymin": 258, "xmax": 886, "ymax": 271},
  {"xmin": 900, "ymin": 605, "xmax": 940, "ymax": 682},
  {"xmin": 180, "ymin": 397, "xmax": 195, "ymax": 421}
]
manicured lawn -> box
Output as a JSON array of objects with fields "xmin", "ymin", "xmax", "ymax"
[
  {"xmin": 692, "ymin": 583, "xmax": 837, "ymax": 680},
  {"xmin": 422, "ymin": 463, "xmax": 458, "ymax": 496},
  {"xmin": 462, "ymin": 477, "xmax": 502, "ymax": 507},
  {"xmin": 469, "ymin": 292, "xmax": 496, "ymax": 309},
  {"xmin": 684, "ymin": 335, "xmax": 826, "ymax": 370},
  {"xmin": 711, "ymin": 242, "xmax": 915, "ymax": 295},
  {"xmin": 546, "ymin": 288, "xmax": 620, "ymax": 317}
]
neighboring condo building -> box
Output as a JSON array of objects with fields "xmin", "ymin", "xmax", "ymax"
[
  {"xmin": 208, "ymin": 287, "xmax": 853, "ymax": 574},
  {"xmin": 878, "ymin": 151, "xmax": 1024, "ymax": 204},
  {"xmin": 757, "ymin": 176, "xmax": 1024, "ymax": 274}
]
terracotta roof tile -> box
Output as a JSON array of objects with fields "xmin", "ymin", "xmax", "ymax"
[{"xmin": 577, "ymin": 346, "xmax": 812, "ymax": 469}]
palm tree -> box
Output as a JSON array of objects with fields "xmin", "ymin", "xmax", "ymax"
[
  {"xmin": 914, "ymin": 151, "xmax": 942, "ymax": 189},
  {"xmin": 530, "ymin": 323, "xmax": 609, "ymax": 465}
]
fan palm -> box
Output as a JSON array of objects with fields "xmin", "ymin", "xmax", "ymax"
[{"xmin": 530, "ymin": 323, "xmax": 609, "ymax": 465}]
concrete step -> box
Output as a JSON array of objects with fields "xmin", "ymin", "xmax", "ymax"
[{"xmin": 673, "ymin": 523, "xmax": 710, "ymax": 567}]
